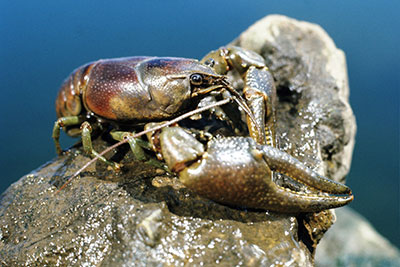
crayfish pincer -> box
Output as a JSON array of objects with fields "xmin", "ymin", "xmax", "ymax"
[
  {"xmin": 52, "ymin": 46, "xmax": 353, "ymax": 213},
  {"xmin": 147, "ymin": 126, "xmax": 353, "ymax": 213}
]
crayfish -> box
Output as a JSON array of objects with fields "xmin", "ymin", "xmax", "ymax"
[{"xmin": 53, "ymin": 46, "xmax": 353, "ymax": 213}]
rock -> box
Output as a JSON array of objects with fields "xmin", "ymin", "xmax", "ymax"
[
  {"xmin": 315, "ymin": 207, "xmax": 400, "ymax": 266},
  {"xmin": 0, "ymin": 154, "xmax": 313, "ymax": 266},
  {"xmin": 0, "ymin": 15, "xmax": 356, "ymax": 266}
]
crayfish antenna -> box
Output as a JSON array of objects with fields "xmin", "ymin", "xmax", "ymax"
[
  {"xmin": 222, "ymin": 83, "xmax": 262, "ymax": 136},
  {"xmin": 54, "ymin": 98, "xmax": 231, "ymax": 193}
]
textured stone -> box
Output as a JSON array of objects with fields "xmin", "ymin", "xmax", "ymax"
[
  {"xmin": 315, "ymin": 207, "xmax": 400, "ymax": 266},
  {"xmin": 0, "ymin": 153, "xmax": 312, "ymax": 266}
]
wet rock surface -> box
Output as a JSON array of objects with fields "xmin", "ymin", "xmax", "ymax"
[
  {"xmin": 0, "ymin": 152, "xmax": 313, "ymax": 266},
  {"xmin": 315, "ymin": 207, "xmax": 400, "ymax": 266},
  {"xmin": 1, "ymin": 15, "xmax": 357, "ymax": 266}
]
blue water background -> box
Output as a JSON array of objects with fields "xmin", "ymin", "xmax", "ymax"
[{"xmin": 1, "ymin": 1, "xmax": 399, "ymax": 248}]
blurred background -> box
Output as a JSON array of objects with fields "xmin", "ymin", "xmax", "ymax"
[{"xmin": 1, "ymin": 0, "xmax": 398, "ymax": 248}]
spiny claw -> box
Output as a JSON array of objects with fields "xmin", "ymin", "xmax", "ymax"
[
  {"xmin": 158, "ymin": 127, "xmax": 353, "ymax": 213},
  {"xmin": 258, "ymin": 145, "xmax": 352, "ymax": 195},
  {"xmin": 201, "ymin": 46, "xmax": 277, "ymax": 147}
]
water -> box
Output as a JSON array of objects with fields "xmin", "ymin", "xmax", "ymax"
[{"xmin": 1, "ymin": 0, "xmax": 399, "ymax": 248}]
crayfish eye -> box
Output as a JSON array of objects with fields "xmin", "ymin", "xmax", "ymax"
[{"xmin": 190, "ymin": 73, "xmax": 203, "ymax": 85}]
